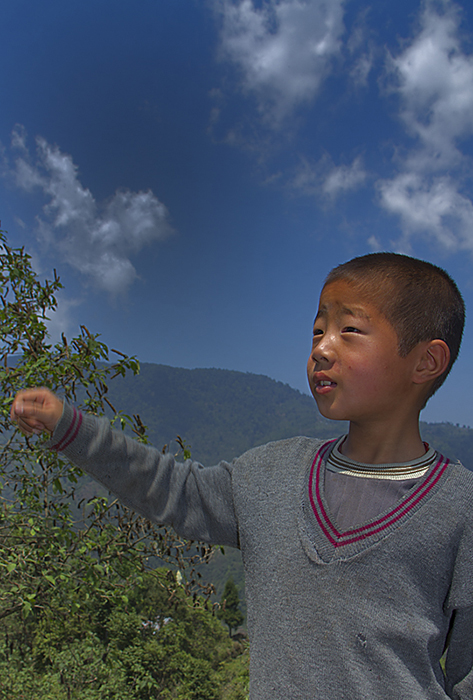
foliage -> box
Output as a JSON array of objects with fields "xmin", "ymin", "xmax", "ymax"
[
  {"xmin": 0, "ymin": 573, "xmax": 249, "ymax": 699},
  {"xmin": 217, "ymin": 578, "xmax": 244, "ymax": 637},
  {"xmin": 196, "ymin": 546, "xmax": 247, "ymax": 619}
]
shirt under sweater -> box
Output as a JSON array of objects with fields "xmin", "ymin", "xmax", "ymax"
[
  {"xmin": 49, "ymin": 404, "xmax": 473, "ymax": 700},
  {"xmin": 324, "ymin": 436, "xmax": 437, "ymax": 531}
]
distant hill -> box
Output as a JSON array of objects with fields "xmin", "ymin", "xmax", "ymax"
[
  {"xmin": 105, "ymin": 363, "xmax": 346, "ymax": 465},
  {"xmin": 105, "ymin": 362, "xmax": 473, "ymax": 470}
]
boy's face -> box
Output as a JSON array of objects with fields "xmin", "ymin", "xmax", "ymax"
[{"xmin": 307, "ymin": 279, "xmax": 423, "ymax": 425}]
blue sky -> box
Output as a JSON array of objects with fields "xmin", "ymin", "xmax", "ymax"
[{"xmin": 2, "ymin": 0, "xmax": 473, "ymax": 426}]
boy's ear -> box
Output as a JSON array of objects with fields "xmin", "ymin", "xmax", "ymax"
[{"xmin": 413, "ymin": 339, "xmax": 450, "ymax": 385}]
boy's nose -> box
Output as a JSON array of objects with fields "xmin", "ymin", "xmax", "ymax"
[{"xmin": 311, "ymin": 334, "xmax": 336, "ymax": 364}]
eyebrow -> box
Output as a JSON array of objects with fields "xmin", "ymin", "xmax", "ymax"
[{"xmin": 314, "ymin": 305, "xmax": 371, "ymax": 323}]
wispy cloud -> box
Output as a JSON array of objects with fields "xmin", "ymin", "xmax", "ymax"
[
  {"xmin": 378, "ymin": 173, "xmax": 473, "ymax": 251},
  {"xmin": 378, "ymin": 1, "xmax": 473, "ymax": 251},
  {"xmin": 390, "ymin": 2, "xmax": 473, "ymax": 172},
  {"xmin": 346, "ymin": 10, "xmax": 375, "ymax": 88},
  {"xmin": 8, "ymin": 126, "xmax": 174, "ymax": 294},
  {"xmin": 215, "ymin": 0, "xmax": 345, "ymax": 125},
  {"xmin": 322, "ymin": 156, "xmax": 367, "ymax": 197},
  {"xmin": 291, "ymin": 154, "xmax": 366, "ymax": 199}
]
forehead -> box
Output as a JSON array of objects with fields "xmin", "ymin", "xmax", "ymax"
[{"xmin": 316, "ymin": 280, "xmax": 379, "ymax": 320}]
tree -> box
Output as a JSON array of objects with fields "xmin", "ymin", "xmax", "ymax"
[
  {"xmin": 217, "ymin": 578, "xmax": 244, "ymax": 637},
  {"xmin": 0, "ymin": 227, "xmax": 213, "ymax": 636},
  {"xmin": 0, "ymin": 227, "xmax": 250, "ymax": 698}
]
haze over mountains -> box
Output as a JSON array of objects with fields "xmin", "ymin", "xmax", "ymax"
[{"xmin": 106, "ymin": 363, "xmax": 473, "ymax": 471}]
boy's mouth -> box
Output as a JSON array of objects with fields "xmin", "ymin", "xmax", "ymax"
[{"xmin": 313, "ymin": 377, "xmax": 337, "ymax": 393}]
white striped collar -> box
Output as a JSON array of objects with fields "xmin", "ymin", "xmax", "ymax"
[{"xmin": 326, "ymin": 436, "xmax": 437, "ymax": 481}]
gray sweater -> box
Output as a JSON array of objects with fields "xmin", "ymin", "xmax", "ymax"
[{"xmin": 51, "ymin": 404, "xmax": 473, "ymax": 699}]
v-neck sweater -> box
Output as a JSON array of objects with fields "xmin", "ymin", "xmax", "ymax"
[{"xmin": 50, "ymin": 404, "xmax": 473, "ymax": 700}]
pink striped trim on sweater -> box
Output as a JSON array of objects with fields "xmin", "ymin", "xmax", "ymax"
[
  {"xmin": 51, "ymin": 406, "xmax": 82, "ymax": 452},
  {"xmin": 308, "ymin": 440, "xmax": 449, "ymax": 548}
]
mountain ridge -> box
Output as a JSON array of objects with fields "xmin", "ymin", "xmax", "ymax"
[{"xmin": 105, "ymin": 362, "xmax": 473, "ymax": 470}]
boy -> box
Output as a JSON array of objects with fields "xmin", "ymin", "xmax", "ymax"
[{"xmin": 11, "ymin": 253, "xmax": 473, "ymax": 699}]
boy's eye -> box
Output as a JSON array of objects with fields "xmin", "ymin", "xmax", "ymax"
[
  {"xmin": 312, "ymin": 328, "xmax": 323, "ymax": 337},
  {"xmin": 343, "ymin": 326, "xmax": 361, "ymax": 333}
]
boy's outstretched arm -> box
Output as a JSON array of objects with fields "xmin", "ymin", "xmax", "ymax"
[
  {"xmin": 10, "ymin": 388, "xmax": 63, "ymax": 436},
  {"xmin": 9, "ymin": 389, "xmax": 239, "ymax": 547}
]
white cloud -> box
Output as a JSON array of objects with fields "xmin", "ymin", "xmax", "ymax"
[
  {"xmin": 349, "ymin": 51, "xmax": 373, "ymax": 87},
  {"xmin": 9, "ymin": 127, "xmax": 173, "ymax": 294},
  {"xmin": 378, "ymin": 173, "xmax": 473, "ymax": 251},
  {"xmin": 291, "ymin": 154, "xmax": 366, "ymax": 198},
  {"xmin": 378, "ymin": 1, "xmax": 473, "ymax": 252},
  {"xmin": 367, "ymin": 234, "xmax": 381, "ymax": 251},
  {"xmin": 215, "ymin": 0, "xmax": 345, "ymax": 125},
  {"xmin": 13, "ymin": 216, "xmax": 26, "ymax": 229},
  {"xmin": 322, "ymin": 157, "xmax": 366, "ymax": 197},
  {"xmin": 388, "ymin": 1, "xmax": 473, "ymax": 171}
]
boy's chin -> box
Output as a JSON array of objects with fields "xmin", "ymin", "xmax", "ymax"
[
  {"xmin": 309, "ymin": 383, "xmax": 347, "ymax": 421},
  {"xmin": 313, "ymin": 396, "xmax": 347, "ymax": 423},
  {"xmin": 314, "ymin": 398, "xmax": 335, "ymax": 420}
]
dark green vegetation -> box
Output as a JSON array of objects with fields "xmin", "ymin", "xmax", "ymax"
[
  {"xmin": 202, "ymin": 547, "xmax": 247, "ymax": 620},
  {"xmin": 217, "ymin": 579, "xmax": 244, "ymax": 637},
  {"xmin": 1, "ymin": 573, "xmax": 249, "ymax": 700}
]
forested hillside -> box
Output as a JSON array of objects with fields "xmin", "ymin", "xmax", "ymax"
[
  {"xmin": 105, "ymin": 362, "xmax": 473, "ymax": 470},
  {"xmin": 105, "ymin": 363, "xmax": 341, "ymax": 464}
]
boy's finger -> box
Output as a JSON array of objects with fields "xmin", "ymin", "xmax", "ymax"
[
  {"xmin": 15, "ymin": 416, "xmax": 43, "ymax": 436},
  {"xmin": 12, "ymin": 391, "xmax": 49, "ymax": 417},
  {"xmin": 13, "ymin": 400, "xmax": 39, "ymax": 417}
]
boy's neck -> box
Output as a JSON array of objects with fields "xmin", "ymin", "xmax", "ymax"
[{"xmin": 341, "ymin": 417, "xmax": 426, "ymax": 465}]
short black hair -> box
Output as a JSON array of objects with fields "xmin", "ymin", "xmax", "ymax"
[{"xmin": 325, "ymin": 252, "xmax": 465, "ymax": 401}]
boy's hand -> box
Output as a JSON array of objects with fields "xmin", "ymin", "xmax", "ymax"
[{"xmin": 10, "ymin": 388, "xmax": 64, "ymax": 436}]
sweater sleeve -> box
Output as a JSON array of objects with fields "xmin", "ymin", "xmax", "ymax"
[{"xmin": 48, "ymin": 403, "xmax": 240, "ymax": 548}]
